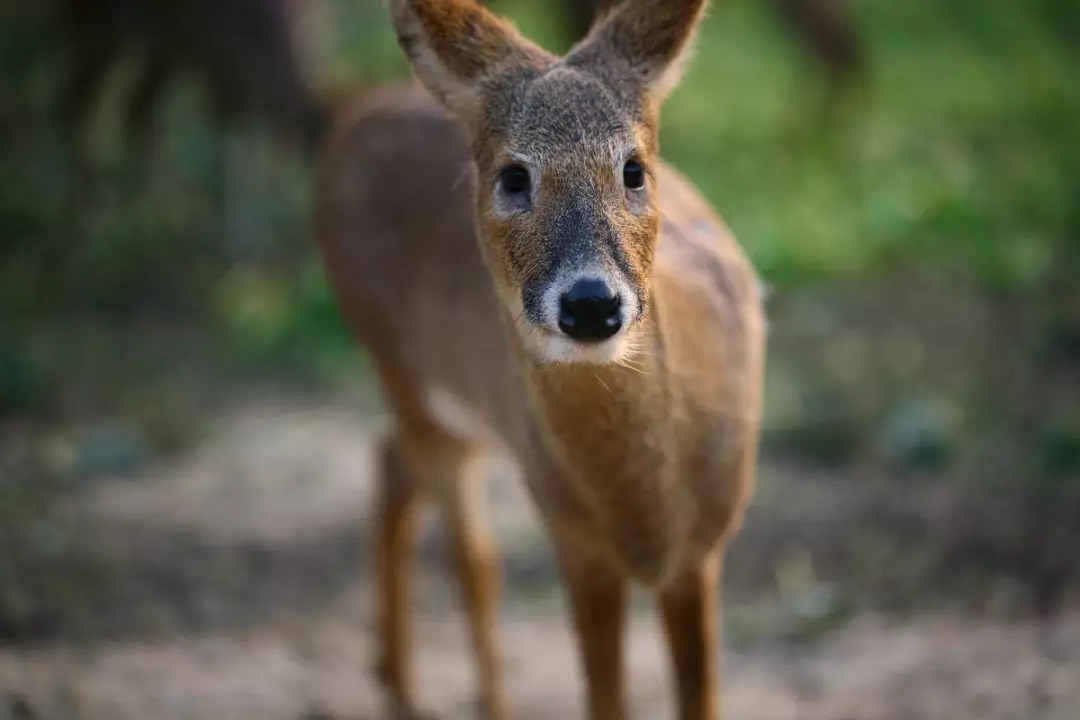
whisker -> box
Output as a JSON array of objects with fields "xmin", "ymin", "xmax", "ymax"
[
  {"xmin": 618, "ymin": 351, "xmax": 648, "ymax": 366},
  {"xmin": 594, "ymin": 373, "xmax": 613, "ymax": 394},
  {"xmin": 615, "ymin": 358, "xmax": 649, "ymax": 376}
]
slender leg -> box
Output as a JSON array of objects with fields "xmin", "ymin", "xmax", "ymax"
[
  {"xmin": 372, "ymin": 435, "xmax": 424, "ymax": 718},
  {"xmin": 367, "ymin": 344, "xmax": 508, "ymax": 717},
  {"xmin": 438, "ymin": 450, "xmax": 509, "ymax": 719},
  {"xmin": 376, "ymin": 423, "xmax": 509, "ymax": 719},
  {"xmin": 659, "ymin": 551, "xmax": 722, "ymax": 720},
  {"xmin": 554, "ymin": 540, "xmax": 629, "ymax": 720}
]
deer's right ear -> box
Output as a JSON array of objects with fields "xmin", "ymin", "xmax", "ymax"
[{"xmin": 388, "ymin": 0, "xmax": 551, "ymax": 117}]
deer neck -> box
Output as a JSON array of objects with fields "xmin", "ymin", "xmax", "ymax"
[{"xmin": 519, "ymin": 317, "xmax": 689, "ymax": 583}]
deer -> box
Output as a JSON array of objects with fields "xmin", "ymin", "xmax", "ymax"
[{"xmin": 315, "ymin": 0, "xmax": 766, "ymax": 718}]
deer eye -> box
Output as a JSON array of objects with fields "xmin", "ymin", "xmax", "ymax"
[
  {"xmin": 623, "ymin": 160, "xmax": 645, "ymax": 190},
  {"xmin": 499, "ymin": 164, "xmax": 530, "ymax": 194}
]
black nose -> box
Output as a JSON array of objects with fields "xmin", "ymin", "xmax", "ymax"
[{"xmin": 558, "ymin": 279, "xmax": 622, "ymax": 342}]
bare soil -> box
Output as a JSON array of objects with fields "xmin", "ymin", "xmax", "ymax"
[{"xmin": 1, "ymin": 400, "xmax": 1077, "ymax": 720}]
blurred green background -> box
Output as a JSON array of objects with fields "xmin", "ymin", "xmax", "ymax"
[{"xmin": 2, "ymin": 0, "xmax": 1079, "ymax": 645}]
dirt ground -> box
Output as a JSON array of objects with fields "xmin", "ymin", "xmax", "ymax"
[{"xmin": 1, "ymin": 400, "xmax": 1078, "ymax": 720}]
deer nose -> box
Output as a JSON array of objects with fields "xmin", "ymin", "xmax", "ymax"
[{"xmin": 558, "ymin": 279, "xmax": 622, "ymax": 342}]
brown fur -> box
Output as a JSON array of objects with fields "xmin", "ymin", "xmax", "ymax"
[{"xmin": 316, "ymin": 1, "xmax": 765, "ymax": 718}]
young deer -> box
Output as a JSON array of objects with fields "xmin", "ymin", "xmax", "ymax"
[{"xmin": 315, "ymin": 0, "xmax": 765, "ymax": 717}]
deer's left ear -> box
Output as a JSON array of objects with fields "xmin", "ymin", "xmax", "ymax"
[
  {"xmin": 565, "ymin": 0, "xmax": 709, "ymax": 103},
  {"xmin": 388, "ymin": 0, "xmax": 553, "ymax": 118}
]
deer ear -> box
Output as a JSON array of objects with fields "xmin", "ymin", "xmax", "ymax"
[
  {"xmin": 388, "ymin": 0, "xmax": 552, "ymax": 117},
  {"xmin": 566, "ymin": 0, "xmax": 708, "ymax": 102}
]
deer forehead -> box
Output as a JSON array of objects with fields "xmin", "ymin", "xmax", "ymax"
[{"xmin": 486, "ymin": 67, "xmax": 643, "ymax": 168}]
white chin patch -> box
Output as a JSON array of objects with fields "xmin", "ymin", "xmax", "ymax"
[{"xmin": 528, "ymin": 330, "xmax": 633, "ymax": 366}]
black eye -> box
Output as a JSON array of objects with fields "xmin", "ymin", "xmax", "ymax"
[
  {"xmin": 499, "ymin": 164, "xmax": 530, "ymax": 194},
  {"xmin": 623, "ymin": 160, "xmax": 645, "ymax": 190}
]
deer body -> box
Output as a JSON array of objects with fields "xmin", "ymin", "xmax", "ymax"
[{"xmin": 317, "ymin": 2, "xmax": 764, "ymax": 718}]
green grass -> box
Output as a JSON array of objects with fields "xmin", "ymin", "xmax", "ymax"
[
  {"xmin": 2, "ymin": 0, "xmax": 1078, "ymax": 419},
  {"xmin": 662, "ymin": 0, "xmax": 1079, "ymax": 288},
  {"xmin": 325, "ymin": 0, "xmax": 1079, "ymax": 289}
]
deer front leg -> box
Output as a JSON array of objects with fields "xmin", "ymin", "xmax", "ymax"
[
  {"xmin": 554, "ymin": 537, "xmax": 629, "ymax": 720},
  {"xmin": 659, "ymin": 550, "xmax": 722, "ymax": 720}
]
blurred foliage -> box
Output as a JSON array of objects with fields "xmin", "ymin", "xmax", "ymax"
[{"xmin": 1, "ymin": 0, "xmax": 1079, "ymax": 621}]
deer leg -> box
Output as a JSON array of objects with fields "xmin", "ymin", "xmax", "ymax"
[
  {"xmin": 435, "ymin": 445, "xmax": 508, "ymax": 720},
  {"xmin": 659, "ymin": 550, "xmax": 723, "ymax": 720},
  {"xmin": 554, "ymin": 539, "xmax": 629, "ymax": 720},
  {"xmin": 373, "ymin": 370, "xmax": 507, "ymax": 720},
  {"xmin": 372, "ymin": 434, "xmax": 425, "ymax": 719}
]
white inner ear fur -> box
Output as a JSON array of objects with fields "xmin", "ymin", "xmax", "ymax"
[
  {"xmin": 646, "ymin": 42, "xmax": 697, "ymax": 102},
  {"xmin": 386, "ymin": 1, "xmax": 480, "ymax": 115},
  {"xmin": 565, "ymin": 0, "xmax": 708, "ymax": 104}
]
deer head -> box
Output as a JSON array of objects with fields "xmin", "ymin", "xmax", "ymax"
[{"xmin": 389, "ymin": 0, "xmax": 707, "ymax": 364}]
